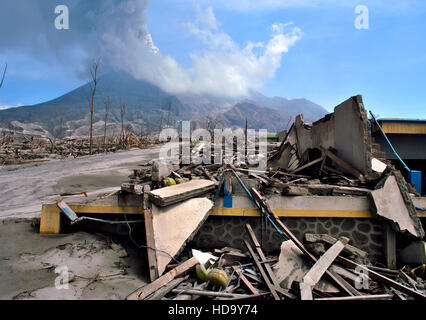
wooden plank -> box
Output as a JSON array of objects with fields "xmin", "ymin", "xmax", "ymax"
[
  {"xmin": 291, "ymin": 157, "xmax": 324, "ymax": 174},
  {"xmin": 126, "ymin": 256, "xmax": 199, "ymax": 300},
  {"xmin": 303, "ymin": 237, "xmax": 349, "ymax": 287},
  {"xmin": 316, "ymin": 294, "xmax": 394, "ymax": 301},
  {"xmin": 299, "ymin": 282, "xmax": 314, "ymax": 300},
  {"xmin": 232, "ymin": 266, "xmax": 259, "ymax": 295},
  {"xmin": 147, "ymin": 276, "xmax": 188, "ymax": 300},
  {"xmin": 223, "ymin": 293, "xmax": 272, "ymax": 300},
  {"xmin": 244, "ymin": 240, "xmax": 280, "ymax": 300},
  {"xmin": 171, "ymin": 289, "xmax": 250, "ymax": 298},
  {"xmin": 201, "ymin": 167, "xmax": 218, "ymax": 184},
  {"xmin": 250, "ymin": 187, "xmax": 358, "ymax": 297},
  {"xmin": 245, "ymin": 224, "xmax": 298, "ymax": 300},
  {"xmin": 320, "ymin": 147, "xmax": 365, "ymax": 182},
  {"xmin": 336, "ymin": 256, "xmax": 426, "ymax": 300},
  {"xmin": 245, "ymin": 223, "xmax": 261, "ymax": 248},
  {"xmin": 245, "ymin": 224, "xmax": 296, "ymax": 300}
]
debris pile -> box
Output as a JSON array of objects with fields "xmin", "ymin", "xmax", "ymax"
[
  {"xmin": 126, "ymin": 224, "xmax": 426, "ymax": 301},
  {"xmin": 43, "ymin": 95, "xmax": 426, "ymax": 301},
  {"xmin": 0, "ymin": 131, "xmax": 156, "ymax": 165}
]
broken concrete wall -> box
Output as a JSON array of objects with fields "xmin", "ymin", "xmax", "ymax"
[
  {"xmin": 311, "ymin": 113, "xmax": 335, "ymax": 151},
  {"xmin": 269, "ymin": 95, "xmax": 373, "ymax": 176},
  {"xmin": 190, "ymin": 216, "xmax": 384, "ymax": 263},
  {"xmin": 334, "ymin": 95, "xmax": 373, "ymax": 176}
]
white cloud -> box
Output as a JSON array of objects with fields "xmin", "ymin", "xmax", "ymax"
[
  {"xmin": 111, "ymin": 6, "xmax": 302, "ymax": 97},
  {"xmin": 0, "ymin": 1, "xmax": 303, "ymax": 98}
]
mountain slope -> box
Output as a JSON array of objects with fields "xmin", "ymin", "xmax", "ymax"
[
  {"xmin": 0, "ymin": 72, "xmax": 328, "ymax": 137},
  {"xmin": 216, "ymin": 101, "xmax": 292, "ymax": 133},
  {"xmin": 0, "ymin": 72, "xmax": 187, "ymax": 137},
  {"xmin": 248, "ymin": 91, "xmax": 328, "ymax": 123}
]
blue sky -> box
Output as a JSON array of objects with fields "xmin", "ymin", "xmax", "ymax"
[{"xmin": 0, "ymin": 0, "xmax": 425, "ymax": 118}]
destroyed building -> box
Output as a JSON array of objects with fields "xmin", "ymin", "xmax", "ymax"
[{"xmin": 39, "ymin": 95, "xmax": 426, "ymax": 301}]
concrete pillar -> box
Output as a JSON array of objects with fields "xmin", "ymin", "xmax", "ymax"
[{"xmin": 383, "ymin": 222, "xmax": 396, "ymax": 269}]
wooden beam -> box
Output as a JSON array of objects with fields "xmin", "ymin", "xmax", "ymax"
[
  {"xmin": 147, "ymin": 276, "xmax": 188, "ymax": 300},
  {"xmin": 303, "ymin": 237, "xmax": 349, "ymax": 287},
  {"xmin": 244, "ymin": 240, "xmax": 280, "ymax": 300},
  {"xmin": 291, "ymin": 157, "xmax": 324, "ymax": 174},
  {"xmin": 245, "ymin": 224, "xmax": 295, "ymax": 300},
  {"xmin": 320, "ymin": 147, "xmax": 365, "ymax": 182},
  {"xmin": 201, "ymin": 167, "xmax": 218, "ymax": 184},
  {"xmin": 336, "ymin": 256, "xmax": 426, "ymax": 300},
  {"xmin": 232, "ymin": 266, "xmax": 259, "ymax": 295},
  {"xmin": 250, "ymin": 187, "xmax": 358, "ymax": 297},
  {"xmin": 126, "ymin": 256, "xmax": 198, "ymax": 300},
  {"xmin": 299, "ymin": 282, "xmax": 314, "ymax": 300},
  {"xmin": 171, "ymin": 289, "xmax": 259, "ymax": 299},
  {"xmin": 316, "ymin": 294, "xmax": 394, "ymax": 301}
]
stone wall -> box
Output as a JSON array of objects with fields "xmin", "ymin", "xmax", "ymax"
[{"xmin": 190, "ymin": 216, "xmax": 384, "ymax": 263}]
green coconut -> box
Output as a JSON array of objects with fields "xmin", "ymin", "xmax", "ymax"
[
  {"xmin": 163, "ymin": 177, "xmax": 176, "ymax": 186},
  {"xmin": 207, "ymin": 268, "xmax": 228, "ymax": 289},
  {"xmin": 195, "ymin": 264, "xmax": 209, "ymax": 282}
]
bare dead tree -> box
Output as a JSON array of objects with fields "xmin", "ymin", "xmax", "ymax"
[
  {"xmin": 167, "ymin": 104, "xmax": 171, "ymax": 126},
  {"xmin": 103, "ymin": 96, "xmax": 110, "ymax": 152},
  {"xmin": 120, "ymin": 101, "xmax": 126, "ymax": 143},
  {"xmin": 88, "ymin": 59, "xmax": 100, "ymax": 155},
  {"xmin": 59, "ymin": 115, "xmax": 63, "ymax": 140},
  {"xmin": 0, "ymin": 64, "xmax": 7, "ymax": 89},
  {"xmin": 159, "ymin": 111, "xmax": 164, "ymax": 132}
]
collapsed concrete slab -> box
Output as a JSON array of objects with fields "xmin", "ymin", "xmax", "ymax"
[
  {"xmin": 272, "ymin": 241, "xmax": 339, "ymax": 294},
  {"xmin": 148, "ymin": 197, "xmax": 214, "ymax": 277},
  {"xmin": 369, "ymin": 174, "xmax": 425, "ymax": 238},
  {"xmin": 148, "ymin": 179, "xmax": 216, "ymax": 207}
]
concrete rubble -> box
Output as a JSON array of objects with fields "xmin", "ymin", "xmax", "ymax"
[{"xmin": 25, "ymin": 95, "xmax": 426, "ymax": 300}]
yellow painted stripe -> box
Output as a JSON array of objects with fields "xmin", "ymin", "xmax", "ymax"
[
  {"xmin": 68, "ymin": 204, "xmax": 144, "ymax": 214},
  {"xmin": 212, "ymin": 207, "xmax": 374, "ymax": 218},
  {"xmin": 418, "ymin": 211, "xmax": 426, "ymax": 218},
  {"xmin": 373, "ymin": 122, "xmax": 426, "ymax": 134}
]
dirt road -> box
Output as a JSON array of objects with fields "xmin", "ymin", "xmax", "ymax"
[{"xmin": 0, "ymin": 146, "xmax": 161, "ymax": 219}]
